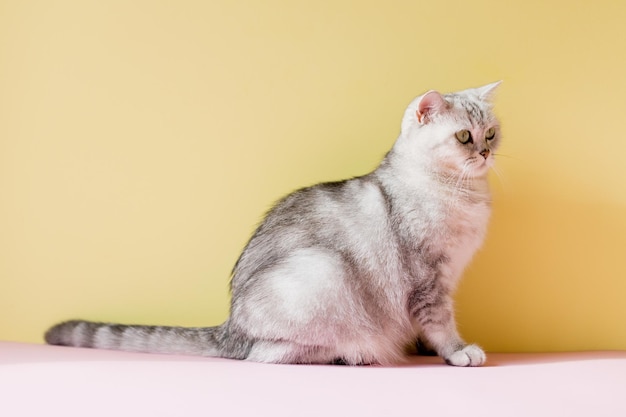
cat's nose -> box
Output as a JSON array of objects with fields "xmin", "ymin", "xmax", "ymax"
[{"xmin": 480, "ymin": 149, "xmax": 490, "ymax": 160}]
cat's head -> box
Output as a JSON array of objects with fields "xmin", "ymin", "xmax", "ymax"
[{"xmin": 397, "ymin": 82, "xmax": 501, "ymax": 178}]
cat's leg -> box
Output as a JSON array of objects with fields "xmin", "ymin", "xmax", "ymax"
[
  {"xmin": 245, "ymin": 340, "xmax": 293, "ymax": 363},
  {"xmin": 233, "ymin": 248, "xmax": 353, "ymax": 363},
  {"xmin": 412, "ymin": 295, "xmax": 486, "ymax": 367},
  {"xmin": 245, "ymin": 340, "xmax": 334, "ymax": 364}
]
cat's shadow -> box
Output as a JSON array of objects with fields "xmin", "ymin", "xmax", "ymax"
[
  {"xmin": 3, "ymin": 342, "xmax": 624, "ymax": 369},
  {"xmin": 390, "ymin": 351, "xmax": 626, "ymax": 369}
]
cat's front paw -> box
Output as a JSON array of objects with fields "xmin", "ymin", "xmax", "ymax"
[{"xmin": 444, "ymin": 344, "xmax": 486, "ymax": 367}]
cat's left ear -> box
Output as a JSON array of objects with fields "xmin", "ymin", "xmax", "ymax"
[
  {"xmin": 475, "ymin": 80, "xmax": 502, "ymax": 101},
  {"xmin": 415, "ymin": 90, "xmax": 446, "ymax": 125}
]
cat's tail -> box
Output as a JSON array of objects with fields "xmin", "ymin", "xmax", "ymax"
[{"xmin": 44, "ymin": 320, "xmax": 253, "ymax": 359}]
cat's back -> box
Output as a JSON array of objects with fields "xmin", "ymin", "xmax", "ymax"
[
  {"xmin": 268, "ymin": 176, "xmax": 388, "ymax": 224},
  {"xmin": 232, "ymin": 175, "xmax": 396, "ymax": 283}
]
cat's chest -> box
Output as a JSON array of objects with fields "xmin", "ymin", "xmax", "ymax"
[
  {"xmin": 398, "ymin": 189, "xmax": 491, "ymax": 268},
  {"xmin": 429, "ymin": 194, "xmax": 491, "ymax": 280},
  {"xmin": 442, "ymin": 196, "xmax": 490, "ymax": 239},
  {"xmin": 403, "ymin": 189, "xmax": 489, "ymax": 236}
]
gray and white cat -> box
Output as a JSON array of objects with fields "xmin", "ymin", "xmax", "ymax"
[{"xmin": 46, "ymin": 82, "xmax": 502, "ymax": 366}]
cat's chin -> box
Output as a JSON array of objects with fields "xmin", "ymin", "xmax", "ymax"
[
  {"xmin": 461, "ymin": 165, "xmax": 490, "ymax": 180},
  {"xmin": 474, "ymin": 164, "xmax": 491, "ymax": 176},
  {"xmin": 470, "ymin": 158, "xmax": 494, "ymax": 178},
  {"xmin": 449, "ymin": 161, "xmax": 488, "ymax": 178}
]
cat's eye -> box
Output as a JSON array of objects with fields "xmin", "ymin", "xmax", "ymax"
[
  {"xmin": 485, "ymin": 127, "xmax": 496, "ymax": 140},
  {"xmin": 455, "ymin": 130, "xmax": 472, "ymax": 144}
]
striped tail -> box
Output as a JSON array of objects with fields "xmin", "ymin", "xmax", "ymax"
[{"xmin": 44, "ymin": 320, "xmax": 253, "ymax": 359}]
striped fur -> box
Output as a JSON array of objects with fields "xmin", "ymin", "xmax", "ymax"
[{"xmin": 46, "ymin": 82, "xmax": 502, "ymax": 366}]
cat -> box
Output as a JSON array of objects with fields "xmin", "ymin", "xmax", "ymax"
[{"xmin": 45, "ymin": 81, "xmax": 502, "ymax": 366}]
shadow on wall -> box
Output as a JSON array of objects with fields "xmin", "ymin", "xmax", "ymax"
[{"xmin": 456, "ymin": 177, "xmax": 626, "ymax": 352}]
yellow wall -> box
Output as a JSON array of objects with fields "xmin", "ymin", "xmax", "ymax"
[{"xmin": 1, "ymin": 0, "xmax": 625, "ymax": 352}]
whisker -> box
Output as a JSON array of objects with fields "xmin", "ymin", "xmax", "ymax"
[
  {"xmin": 493, "ymin": 153, "xmax": 522, "ymax": 162},
  {"xmin": 489, "ymin": 165, "xmax": 508, "ymax": 192}
]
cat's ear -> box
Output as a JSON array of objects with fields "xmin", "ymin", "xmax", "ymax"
[
  {"xmin": 474, "ymin": 81, "xmax": 502, "ymax": 101},
  {"xmin": 415, "ymin": 90, "xmax": 446, "ymax": 125}
]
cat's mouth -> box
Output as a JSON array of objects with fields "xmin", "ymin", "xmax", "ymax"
[{"xmin": 466, "ymin": 155, "xmax": 492, "ymax": 176}]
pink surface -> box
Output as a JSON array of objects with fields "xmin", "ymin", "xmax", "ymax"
[{"xmin": 2, "ymin": 341, "xmax": 625, "ymax": 416}]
